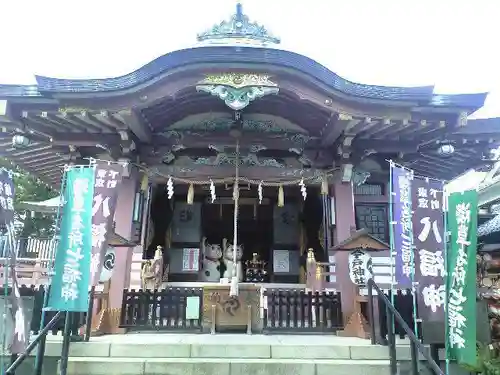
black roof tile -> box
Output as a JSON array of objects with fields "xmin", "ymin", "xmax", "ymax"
[{"xmin": 0, "ymin": 46, "xmax": 487, "ymax": 109}]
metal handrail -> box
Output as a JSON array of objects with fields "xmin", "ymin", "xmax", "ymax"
[
  {"xmin": 367, "ymin": 278, "xmax": 444, "ymax": 375},
  {"xmin": 5, "ymin": 311, "xmax": 64, "ymax": 375}
]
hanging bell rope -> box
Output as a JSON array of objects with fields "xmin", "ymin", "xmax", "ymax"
[{"xmin": 230, "ymin": 138, "xmax": 240, "ymax": 297}]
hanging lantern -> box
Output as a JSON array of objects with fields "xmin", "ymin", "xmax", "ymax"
[
  {"xmin": 187, "ymin": 183, "xmax": 194, "ymax": 205},
  {"xmin": 210, "ymin": 180, "xmax": 216, "ymax": 203},
  {"xmin": 299, "ymin": 178, "xmax": 307, "ymax": 200},
  {"xmin": 277, "ymin": 184, "xmax": 284, "ymax": 207},
  {"xmin": 258, "ymin": 182, "xmax": 263, "ymax": 205},
  {"xmin": 12, "ymin": 134, "xmax": 30, "ymax": 148},
  {"xmin": 166, "ymin": 177, "xmax": 174, "ymax": 199},
  {"xmin": 437, "ymin": 143, "xmax": 455, "ymax": 156}
]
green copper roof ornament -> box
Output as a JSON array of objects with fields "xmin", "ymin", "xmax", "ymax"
[
  {"xmin": 196, "ymin": 73, "xmax": 280, "ymax": 111},
  {"xmin": 196, "ymin": 3, "xmax": 280, "ymax": 46}
]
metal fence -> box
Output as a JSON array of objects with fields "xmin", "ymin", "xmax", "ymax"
[{"xmin": 376, "ymin": 289, "xmax": 420, "ymax": 340}]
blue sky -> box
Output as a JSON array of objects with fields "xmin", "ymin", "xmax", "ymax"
[{"xmin": 1, "ymin": 0, "xmax": 498, "ymax": 118}]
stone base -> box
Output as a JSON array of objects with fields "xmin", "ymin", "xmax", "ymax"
[{"xmin": 337, "ymin": 311, "xmax": 370, "ymax": 339}]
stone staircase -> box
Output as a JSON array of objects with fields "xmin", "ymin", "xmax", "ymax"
[{"xmin": 60, "ymin": 334, "xmax": 396, "ymax": 375}]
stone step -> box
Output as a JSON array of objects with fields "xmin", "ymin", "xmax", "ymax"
[
  {"xmin": 44, "ymin": 340, "xmax": 433, "ymax": 361},
  {"xmin": 66, "ymin": 357, "xmax": 391, "ymax": 375}
]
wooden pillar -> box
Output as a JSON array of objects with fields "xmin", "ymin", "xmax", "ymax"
[{"xmin": 332, "ymin": 181, "xmax": 357, "ymax": 326}]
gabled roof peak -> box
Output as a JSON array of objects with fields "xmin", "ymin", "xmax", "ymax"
[{"xmin": 196, "ymin": 3, "xmax": 280, "ymax": 46}]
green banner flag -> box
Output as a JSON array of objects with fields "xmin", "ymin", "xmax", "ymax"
[
  {"xmin": 446, "ymin": 189, "xmax": 478, "ymax": 367},
  {"xmin": 47, "ymin": 167, "xmax": 95, "ymax": 312}
]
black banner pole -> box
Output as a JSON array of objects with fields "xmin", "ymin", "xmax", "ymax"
[
  {"xmin": 59, "ymin": 312, "xmax": 72, "ymax": 375},
  {"xmin": 84, "ymin": 287, "xmax": 96, "ymax": 341}
]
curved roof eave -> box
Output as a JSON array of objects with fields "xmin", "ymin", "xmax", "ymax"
[
  {"xmin": 0, "ymin": 46, "xmax": 487, "ymax": 110},
  {"xmin": 33, "ymin": 46, "xmax": 435, "ymax": 101}
]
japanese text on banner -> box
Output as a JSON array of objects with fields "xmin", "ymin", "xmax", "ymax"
[
  {"xmin": 412, "ymin": 178, "xmax": 445, "ymax": 321},
  {"xmin": 446, "ymin": 190, "xmax": 478, "ymax": 367},
  {"xmin": 47, "ymin": 167, "xmax": 94, "ymax": 312},
  {"xmin": 90, "ymin": 162, "xmax": 123, "ymax": 286},
  {"xmin": 391, "ymin": 165, "xmax": 414, "ymax": 287}
]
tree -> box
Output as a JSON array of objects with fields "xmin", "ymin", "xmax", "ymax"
[{"xmin": 0, "ymin": 158, "xmax": 58, "ymax": 238}]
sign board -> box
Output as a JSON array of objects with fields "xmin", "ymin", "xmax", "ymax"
[
  {"xmin": 171, "ymin": 202, "xmax": 202, "ymax": 244},
  {"xmin": 348, "ymin": 249, "xmax": 373, "ymax": 286},
  {"xmin": 273, "ymin": 250, "xmax": 290, "ymax": 273},
  {"xmin": 185, "ymin": 296, "xmax": 200, "ymax": 320},
  {"xmin": 273, "ymin": 204, "xmax": 299, "ymax": 245},
  {"xmin": 182, "ymin": 248, "xmax": 200, "ymax": 272}
]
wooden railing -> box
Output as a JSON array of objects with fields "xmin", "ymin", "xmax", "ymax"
[
  {"xmin": 119, "ymin": 288, "xmax": 204, "ymax": 332},
  {"xmin": 0, "ymin": 237, "xmax": 57, "ymax": 285},
  {"xmin": 262, "ymin": 289, "xmax": 343, "ymax": 333},
  {"xmin": 119, "ymin": 287, "xmax": 343, "ymax": 334}
]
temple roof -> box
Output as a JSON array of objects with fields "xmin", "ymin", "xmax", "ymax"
[
  {"xmin": 0, "ymin": 3, "xmax": 495, "ymax": 187},
  {"xmin": 0, "ymin": 3, "xmax": 487, "ymax": 110}
]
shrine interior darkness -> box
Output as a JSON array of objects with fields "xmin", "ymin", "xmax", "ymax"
[{"xmin": 144, "ymin": 183, "xmax": 325, "ymax": 282}]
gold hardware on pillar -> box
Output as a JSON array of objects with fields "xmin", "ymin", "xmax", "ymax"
[
  {"xmin": 315, "ymin": 265, "xmax": 322, "ymax": 280},
  {"xmin": 307, "ymin": 248, "xmax": 315, "ymax": 263}
]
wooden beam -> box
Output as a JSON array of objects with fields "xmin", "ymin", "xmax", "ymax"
[
  {"xmin": 367, "ymin": 118, "xmax": 409, "ymax": 139},
  {"xmin": 50, "ymin": 133, "xmax": 121, "ymax": 147},
  {"xmin": 23, "ymin": 155, "xmax": 63, "ymax": 166},
  {"xmin": 346, "ymin": 117, "xmax": 374, "ymax": 134},
  {"xmin": 352, "ymin": 139, "xmax": 418, "ymax": 153},
  {"xmin": 114, "ymin": 109, "xmax": 152, "ymax": 143},
  {"xmin": 320, "ymin": 113, "xmax": 360, "ymax": 147},
  {"xmin": 142, "ymin": 133, "xmax": 315, "ymax": 154},
  {"xmin": 150, "ymin": 164, "xmax": 323, "ymax": 181}
]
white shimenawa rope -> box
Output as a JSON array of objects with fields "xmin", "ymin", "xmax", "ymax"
[{"xmin": 230, "ymin": 139, "xmax": 240, "ymax": 297}]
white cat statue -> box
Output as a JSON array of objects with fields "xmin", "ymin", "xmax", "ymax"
[
  {"xmin": 200, "ymin": 237, "xmax": 223, "ymax": 282},
  {"xmin": 222, "ymin": 238, "xmax": 244, "ymax": 282}
]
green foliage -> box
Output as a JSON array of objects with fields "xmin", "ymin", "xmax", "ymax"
[
  {"xmin": 0, "ymin": 158, "xmax": 58, "ymax": 237},
  {"xmin": 462, "ymin": 342, "xmax": 500, "ymax": 375}
]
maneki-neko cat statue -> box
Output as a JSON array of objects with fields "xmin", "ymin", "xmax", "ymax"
[
  {"xmin": 222, "ymin": 238, "xmax": 244, "ymax": 282},
  {"xmin": 141, "ymin": 246, "xmax": 164, "ymax": 290},
  {"xmin": 200, "ymin": 237, "xmax": 223, "ymax": 282}
]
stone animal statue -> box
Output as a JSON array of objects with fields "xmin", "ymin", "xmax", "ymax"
[
  {"xmin": 141, "ymin": 246, "xmax": 164, "ymax": 290},
  {"xmin": 200, "ymin": 237, "xmax": 223, "ymax": 282},
  {"xmin": 222, "ymin": 238, "xmax": 243, "ymax": 282}
]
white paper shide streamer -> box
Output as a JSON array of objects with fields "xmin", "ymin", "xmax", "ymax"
[
  {"xmin": 166, "ymin": 177, "xmax": 174, "ymax": 199},
  {"xmin": 230, "ymin": 139, "xmax": 240, "ymax": 297},
  {"xmin": 258, "ymin": 182, "xmax": 263, "ymax": 204},
  {"xmin": 210, "ymin": 179, "xmax": 216, "ymax": 203},
  {"xmin": 299, "ymin": 178, "xmax": 307, "ymax": 200}
]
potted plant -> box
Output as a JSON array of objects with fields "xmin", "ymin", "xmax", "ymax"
[{"xmin": 462, "ymin": 342, "xmax": 500, "ymax": 375}]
